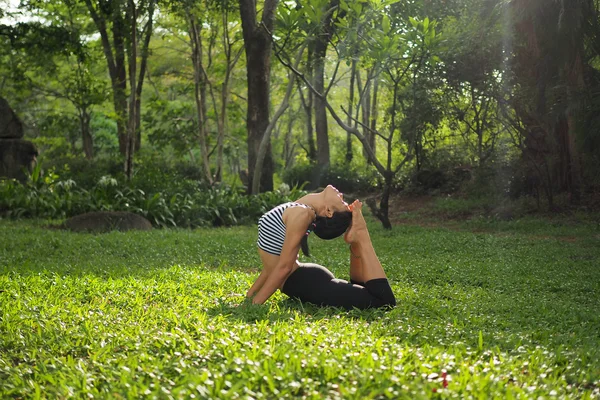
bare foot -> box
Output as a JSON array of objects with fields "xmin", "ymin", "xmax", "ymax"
[{"xmin": 344, "ymin": 200, "xmax": 369, "ymax": 244}]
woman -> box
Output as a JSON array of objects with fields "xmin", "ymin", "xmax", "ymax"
[{"xmin": 246, "ymin": 185, "xmax": 396, "ymax": 310}]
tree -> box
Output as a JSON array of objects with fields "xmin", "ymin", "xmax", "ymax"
[
  {"xmin": 279, "ymin": 6, "xmax": 441, "ymax": 228},
  {"xmin": 296, "ymin": 53, "xmax": 317, "ymax": 162},
  {"xmin": 503, "ymin": 0, "xmax": 597, "ymax": 204},
  {"xmin": 48, "ymin": 50, "xmax": 106, "ymax": 159},
  {"xmin": 238, "ymin": 0, "xmax": 278, "ymax": 193},
  {"xmin": 440, "ymin": 9, "xmax": 504, "ymax": 168},
  {"xmin": 286, "ymin": 0, "xmax": 347, "ymax": 173},
  {"xmin": 308, "ymin": 0, "xmax": 342, "ymax": 169},
  {"xmin": 251, "ymin": 44, "xmax": 304, "ymax": 194},
  {"xmin": 182, "ymin": 0, "xmax": 213, "ymax": 183},
  {"xmin": 211, "ymin": 0, "xmax": 245, "ymax": 182},
  {"xmin": 83, "ymin": 0, "xmax": 157, "ymax": 176},
  {"xmin": 0, "ymin": 9, "xmax": 106, "ymax": 159}
]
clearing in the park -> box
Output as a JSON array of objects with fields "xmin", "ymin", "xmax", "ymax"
[{"xmin": 1, "ymin": 218, "xmax": 599, "ymax": 398}]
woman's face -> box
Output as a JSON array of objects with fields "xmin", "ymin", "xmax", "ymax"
[{"xmin": 324, "ymin": 185, "xmax": 349, "ymax": 212}]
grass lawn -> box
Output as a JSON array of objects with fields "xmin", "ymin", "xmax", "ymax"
[{"xmin": 1, "ymin": 217, "xmax": 599, "ymax": 398}]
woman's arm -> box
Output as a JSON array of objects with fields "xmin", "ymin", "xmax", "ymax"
[
  {"xmin": 251, "ymin": 210, "xmax": 311, "ymax": 305},
  {"xmin": 246, "ymin": 270, "xmax": 268, "ymax": 299}
]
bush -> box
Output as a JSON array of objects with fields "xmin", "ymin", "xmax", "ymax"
[
  {"xmin": 42, "ymin": 154, "xmax": 217, "ymax": 200},
  {"xmin": 463, "ymin": 165, "xmax": 513, "ymax": 199},
  {"xmin": 403, "ymin": 166, "xmax": 473, "ymax": 195},
  {"xmin": 45, "ymin": 157, "xmax": 123, "ymax": 190},
  {"xmin": 431, "ymin": 196, "xmax": 492, "ymax": 218},
  {"xmin": 0, "ymin": 169, "xmax": 307, "ymax": 228},
  {"xmin": 413, "ymin": 169, "xmax": 447, "ymax": 190},
  {"xmin": 282, "ymin": 162, "xmax": 378, "ymax": 193}
]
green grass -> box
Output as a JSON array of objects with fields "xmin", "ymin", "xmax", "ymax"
[{"xmin": 1, "ymin": 218, "xmax": 600, "ymax": 398}]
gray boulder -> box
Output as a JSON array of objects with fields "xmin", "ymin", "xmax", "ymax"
[
  {"xmin": 64, "ymin": 211, "xmax": 153, "ymax": 233},
  {"xmin": 0, "ymin": 97, "xmax": 24, "ymax": 139}
]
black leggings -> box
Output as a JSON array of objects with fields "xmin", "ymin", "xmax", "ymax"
[{"xmin": 281, "ymin": 263, "xmax": 396, "ymax": 310}]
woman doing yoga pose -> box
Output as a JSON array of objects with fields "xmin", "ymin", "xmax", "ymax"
[{"xmin": 246, "ymin": 185, "xmax": 396, "ymax": 310}]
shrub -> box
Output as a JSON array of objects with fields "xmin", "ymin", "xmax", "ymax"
[
  {"xmin": 282, "ymin": 162, "xmax": 378, "ymax": 193},
  {"xmin": 0, "ymin": 171, "xmax": 307, "ymax": 229},
  {"xmin": 46, "ymin": 157, "xmax": 123, "ymax": 190},
  {"xmin": 403, "ymin": 166, "xmax": 473, "ymax": 195}
]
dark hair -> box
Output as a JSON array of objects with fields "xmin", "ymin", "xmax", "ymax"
[{"xmin": 300, "ymin": 211, "xmax": 352, "ymax": 256}]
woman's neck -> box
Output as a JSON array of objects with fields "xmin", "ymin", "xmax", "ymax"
[{"xmin": 296, "ymin": 193, "xmax": 325, "ymax": 217}]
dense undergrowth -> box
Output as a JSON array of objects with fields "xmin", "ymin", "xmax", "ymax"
[
  {"xmin": 1, "ymin": 218, "xmax": 599, "ymax": 398},
  {"xmin": 0, "ymin": 163, "xmax": 305, "ymax": 228},
  {"xmin": 4, "ymin": 155, "xmax": 599, "ymax": 232}
]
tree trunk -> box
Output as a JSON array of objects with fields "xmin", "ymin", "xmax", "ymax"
[
  {"xmin": 245, "ymin": 35, "xmax": 274, "ymax": 193},
  {"xmin": 124, "ymin": 0, "xmax": 137, "ymax": 180},
  {"xmin": 366, "ymin": 175, "xmax": 393, "ymax": 230},
  {"xmin": 113, "ymin": 7, "xmax": 128, "ymax": 156},
  {"xmin": 564, "ymin": 41, "xmax": 586, "ymax": 203},
  {"xmin": 306, "ymin": 91, "xmax": 316, "ymax": 162},
  {"xmin": 361, "ymin": 73, "xmax": 371, "ymax": 163},
  {"xmin": 311, "ymin": 0, "xmax": 341, "ymax": 170},
  {"xmin": 215, "ymin": 9, "xmax": 243, "ymax": 182},
  {"xmin": 555, "ymin": 115, "xmax": 575, "ymax": 195},
  {"xmin": 345, "ymin": 59, "xmax": 356, "ymax": 163},
  {"xmin": 113, "ymin": 57, "xmax": 127, "ymax": 156},
  {"xmin": 306, "ymin": 49, "xmax": 316, "ymax": 162},
  {"xmin": 283, "ymin": 112, "xmax": 295, "ymax": 168},
  {"xmin": 313, "ymin": 38, "xmax": 330, "ymax": 170},
  {"xmin": 252, "ymin": 46, "xmax": 303, "ymax": 194},
  {"xmin": 134, "ymin": 0, "xmax": 156, "ymax": 152},
  {"xmin": 83, "ymin": 0, "xmax": 128, "ymax": 156},
  {"xmin": 297, "ymin": 52, "xmax": 316, "ymax": 162},
  {"xmin": 215, "ymin": 63, "xmax": 229, "ymax": 182},
  {"xmin": 84, "ymin": 0, "xmax": 156, "ymax": 158},
  {"xmin": 80, "ymin": 108, "xmax": 94, "ymax": 159},
  {"xmin": 215, "ymin": 88, "xmax": 226, "ymax": 182},
  {"xmin": 239, "ymin": 0, "xmax": 278, "ymax": 193},
  {"xmin": 135, "ymin": 96, "xmax": 141, "ymax": 152},
  {"xmin": 369, "ymin": 74, "xmax": 379, "ymax": 158},
  {"xmin": 378, "ymin": 176, "xmax": 393, "ymax": 229},
  {"xmin": 251, "ymin": 75, "xmax": 293, "ymax": 194},
  {"xmin": 543, "ymin": 158, "xmax": 554, "ymax": 209},
  {"xmin": 189, "ymin": 16, "xmax": 213, "ymax": 184}
]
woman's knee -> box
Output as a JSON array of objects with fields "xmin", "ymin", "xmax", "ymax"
[
  {"xmin": 381, "ymin": 295, "xmax": 396, "ymax": 308},
  {"xmin": 364, "ymin": 278, "xmax": 396, "ymax": 308}
]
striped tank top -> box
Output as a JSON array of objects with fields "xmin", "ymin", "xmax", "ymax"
[{"xmin": 257, "ymin": 202, "xmax": 313, "ymax": 255}]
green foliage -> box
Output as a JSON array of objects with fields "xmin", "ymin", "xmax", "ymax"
[
  {"xmin": 0, "ymin": 22, "xmax": 79, "ymax": 58},
  {"xmin": 463, "ymin": 164, "xmax": 513, "ymax": 199},
  {"xmin": 0, "ymin": 170, "xmax": 306, "ymax": 228},
  {"xmin": 44, "ymin": 157, "xmax": 123, "ymax": 190},
  {"xmin": 431, "ymin": 196, "xmax": 493, "ymax": 218},
  {"xmin": 281, "ymin": 162, "xmax": 378, "ymax": 193},
  {"xmin": 91, "ymin": 113, "xmax": 119, "ymax": 155},
  {"xmin": 143, "ymin": 98, "xmax": 197, "ymax": 157},
  {"xmin": 2, "ymin": 0, "xmax": 599, "ymax": 210},
  {"xmin": 0, "ymin": 219, "xmax": 599, "ymax": 397},
  {"xmin": 45, "ymin": 155, "xmax": 205, "ymax": 194},
  {"xmin": 31, "ymin": 112, "xmax": 80, "ymax": 159}
]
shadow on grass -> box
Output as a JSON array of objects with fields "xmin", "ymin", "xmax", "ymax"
[{"xmin": 206, "ymin": 298, "xmax": 392, "ymax": 323}]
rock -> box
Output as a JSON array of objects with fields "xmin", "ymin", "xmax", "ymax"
[
  {"xmin": 0, "ymin": 139, "xmax": 38, "ymax": 182},
  {"xmin": 0, "ymin": 97, "xmax": 24, "ymax": 139},
  {"xmin": 64, "ymin": 211, "xmax": 153, "ymax": 233}
]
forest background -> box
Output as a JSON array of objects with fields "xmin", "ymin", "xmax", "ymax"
[{"xmin": 1, "ymin": 0, "xmax": 600, "ymax": 228}]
